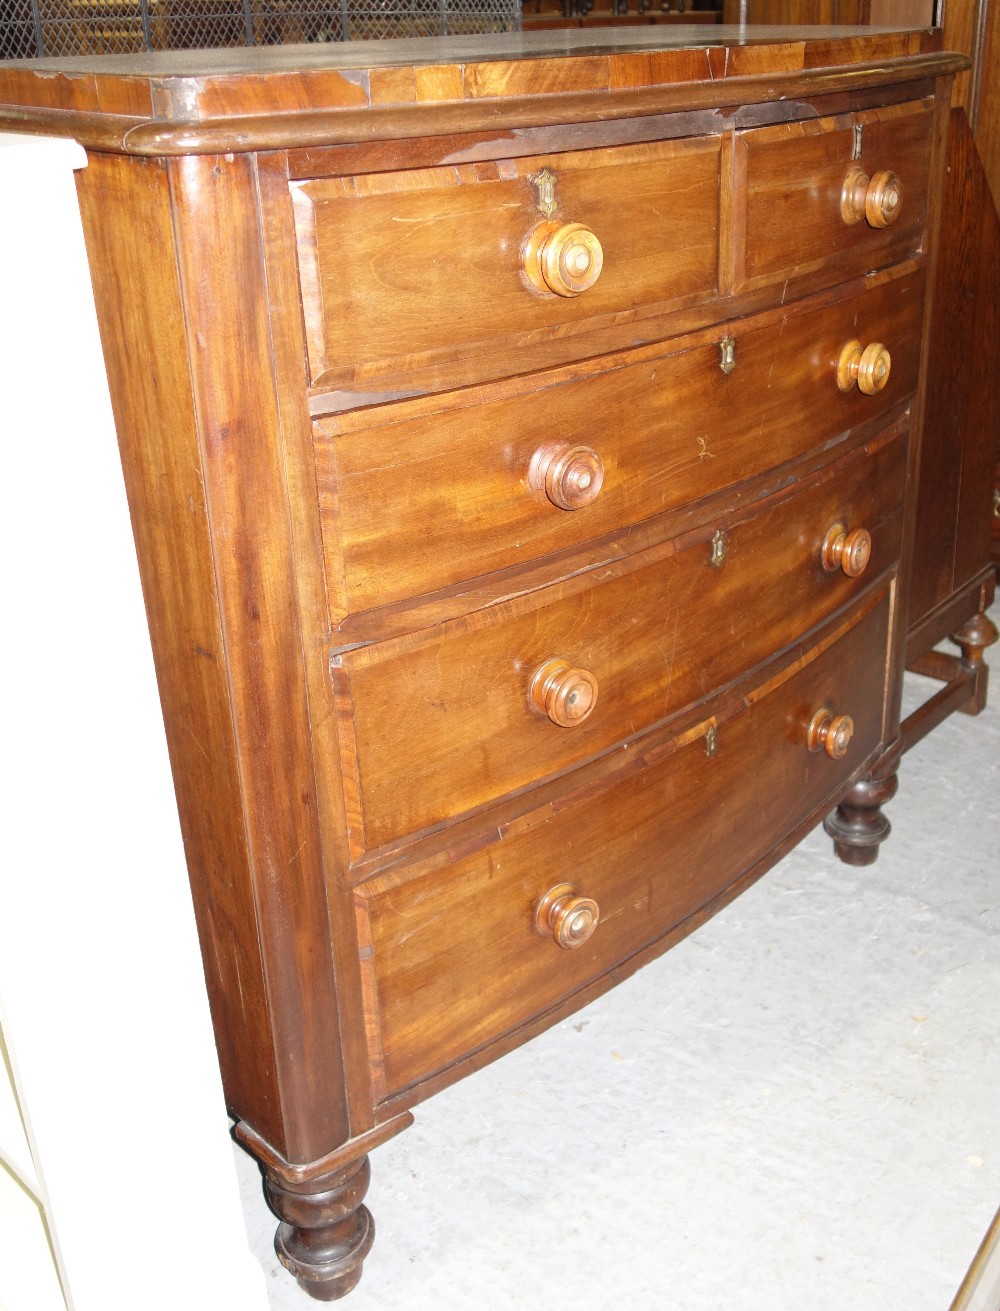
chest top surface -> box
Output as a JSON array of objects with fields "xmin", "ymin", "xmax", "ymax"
[{"xmin": 0, "ymin": 26, "xmax": 962, "ymax": 154}]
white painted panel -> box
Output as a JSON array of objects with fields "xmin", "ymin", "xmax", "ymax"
[
  {"xmin": 0, "ymin": 1167, "xmax": 67, "ymax": 1311},
  {"xmin": 0, "ymin": 1027, "xmax": 34, "ymax": 1191},
  {"xmin": 0, "ymin": 134, "xmax": 268, "ymax": 1311}
]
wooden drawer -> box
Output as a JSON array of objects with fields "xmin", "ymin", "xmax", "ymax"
[
  {"xmin": 336, "ymin": 430, "xmax": 906, "ymax": 855},
  {"xmin": 356, "ymin": 591, "xmax": 892, "ymax": 1102},
  {"xmin": 736, "ymin": 99, "xmax": 933, "ymax": 292},
  {"xmin": 291, "ymin": 136, "xmax": 720, "ymax": 402},
  {"xmin": 317, "ymin": 266, "xmax": 923, "ymax": 622}
]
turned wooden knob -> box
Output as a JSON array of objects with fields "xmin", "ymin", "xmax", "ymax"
[
  {"xmin": 807, "ymin": 709, "xmax": 855, "ymax": 760},
  {"xmin": 528, "ymin": 442, "xmax": 605, "ymax": 510},
  {"xmin": 529, "ymin": 658, "xmax": 598, "ymax": 727},
  {"xmin": 523, "ymin": 220, "xmax": 604, "ymax": 297},
  {"xmin": 837, "ymin": 339, "xmax": 891, "ymax": 395},
  {"xmin": 841, "ymin": 165, "xmax": 903, "ymax": 228},
  {"xmin": 534, "ymin": 882, "xmax": 600, "ymax": 950},
  {"xmin": 821, "ymin": 522, "xmax": 872, "ymax": 578}
]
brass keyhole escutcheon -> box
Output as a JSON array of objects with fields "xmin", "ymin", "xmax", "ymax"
[
  {"xmin": 710, "ymin": 530, "xmax": 728, "ymax": 568},
  {"xmin": 718, "ymin": 336, "xmax": 736, "ymax": 375},
  {"xmin": 532, "ymin": 168, "xmax": 557, "ymax": 218}
]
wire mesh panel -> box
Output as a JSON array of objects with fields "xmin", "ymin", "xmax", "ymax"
[{"xmin": 0, "ymin": 0, "xmax": 519, "ymax": 57}]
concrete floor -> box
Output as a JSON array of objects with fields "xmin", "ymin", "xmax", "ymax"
[{"xmin": 234, "ymin": 606, "xmax": 999, "ymax": 1311}]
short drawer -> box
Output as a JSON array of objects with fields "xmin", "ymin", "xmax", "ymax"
[
  {"xmin": 317, "ymin": 266, "xmax": 923, "ymax": 621},
  {"xmin": 336, "ymin": 430, "xmax": 906, "ymax": 855},
  {"xmin": 356, "ymin": 591, "xmax": 892, "ymax": 1102},
  {"xmin": 736, "ymin": 99, "xmax": 933, "ymax": 292},
  {"xmin": 291, "ymin": 136, "xmax": 720, "ymax": 402}
]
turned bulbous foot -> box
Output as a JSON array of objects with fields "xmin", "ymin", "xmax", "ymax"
[
  {"xmin": 824, "ymin": 771, "xmax": 899, "ymax": 866},
  {"xmin": 264, "ymin": 1156, "xmax": 375, "ymax": 1302},
  {"xmin": 950, "ymin": 611, "xmax": 999, "ymax": 714}
]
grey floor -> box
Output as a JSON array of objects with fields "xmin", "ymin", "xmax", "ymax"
[{"xmin": 234, "ymin": 604, "xmax": 999, "ymax": 1311}]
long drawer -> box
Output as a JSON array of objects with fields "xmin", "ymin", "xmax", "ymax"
[
  {"xmin": 291, "ymin": 135, "xmax": 721, "ymax": 400},
  {"xmin": 356, "ymin": 590, "xmax": 893, "ymax": 1102},
  {"xmin": 316, "ymin": 266, "xmax": 923, "ymax": 621},
  {"xmin": 336, "ymin": 430, "xmax": 906, "ymax": 855}
]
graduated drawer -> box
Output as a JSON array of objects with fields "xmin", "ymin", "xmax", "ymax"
[
  {"xmin": 335, "ymin": 430, "xmax": 905, "ymax": 856},
  {"xmin": 317, "ymin": 266, "xmax": 923, "ymax": 621},
  {"xmin": 735, "ymin": 99, "xmax": 932, "ymax": 292},
  {"xmin": 291, "ymin": 136, "xmax": 720, "ymax": 402},
  {"xmin": 356, "ymin": 591, "xmax": 892, "ymax": 1102}
]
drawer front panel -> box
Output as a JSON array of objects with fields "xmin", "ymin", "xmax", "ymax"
[
  {"xmin": 340, "ymin": 432, "xmax": 905, "ymax": 853},
  {"xmin": 293, "ymin": 137, "xmax": 720, "ymax": 399},
  {"xmin": 358, "ymin": 593, "xmax": 892, "ymax": 1100},
  {"xmin": 318, "ymin": 268, "xmax": 923, "ymax": 619},
  {"xmin": 738, "ymin": 100, "xmax": 932, "ymax": 290}
]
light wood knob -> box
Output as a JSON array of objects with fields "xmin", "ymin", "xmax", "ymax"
[
  {"xmin": 821, "ymin": 522, "xmax": 873, "ymax": 578},
  {"xmin": 535, "ymin": 882, "xmax": 600, "ymax": 950},
  {"xmin": 529, "ymin": 658, "xmax": 598, "ymax": 728},
  {"xmin": 528, "ymin": 442, "xmax": 605, "ymax": 510},
  {"xmin": 837, "ymin": 339, "xmax": 891, "ymax": 395},
  {"xmin": 807, "ymin": 709, "xmax": 855, "ymax": 760},
  {"xmin": 841, "ymin": 165, "xmax": 903, "ymax": 228},
  {"xmin": 523, "ymin": 220, "xmax": 604, "ymax": 297}
]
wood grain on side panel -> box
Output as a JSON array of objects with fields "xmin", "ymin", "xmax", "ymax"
[
  {"xmin": 911, "ymin": 108, "xmax": 999, "ymax": 625},
  {"xmin": 252, "ymin": 151, "xmax": 381, "ymax": 1138},
  {"xmin": 74, "ymin": 152, "xmax": 283, "ymax": 1144},
  {"xmin": 166, "ymin": 152, "xmax": 348, "ymax": 1163}
]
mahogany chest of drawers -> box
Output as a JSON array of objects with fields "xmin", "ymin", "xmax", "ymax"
[{"xmin": 1, "ymin": 25, "xmax": 995, "ymax": 1301}]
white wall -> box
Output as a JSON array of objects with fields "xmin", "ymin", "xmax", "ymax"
[{"xmin": 0, "ymin": 133, "xmax": 268, "ymax": 1311}]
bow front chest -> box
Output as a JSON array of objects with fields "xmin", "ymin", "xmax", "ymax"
[{"xmin": 2, "ymin": 25, "xmax": 993, "ymax": 1300}]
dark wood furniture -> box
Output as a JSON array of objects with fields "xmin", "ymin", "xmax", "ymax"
[
  {"xmin": 937, "ymin": 0, "xmax": 1000, "ymax": 572},
  {"xmin": 906, "ymin": 108, "xmax": 999, "ymax": 715},
  {"xmin": 725, "ymin": 0, "xmax": 1000, "ymax": 586},
  {"xmin": 0, "ymin": 26, "xmax": 994, "ymax": 1302},
  {"xmin": 943, "ymin": 0, "xmax": 1000, "ymax": 576}
]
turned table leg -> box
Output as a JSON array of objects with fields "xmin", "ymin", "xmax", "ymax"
[
  {"xmin": 950, "ymin": 611, "xmax": 999, "ymax": 714},
  {"xmin": 234, "ymin": 1111, "xmax": 412, "ymax": 1302},
  {"xmin": 263, "ymin": 1156, "xmax": 375, "ymax": 1302},
  {"xmin": 824, "ymin": 770, "xmax": 899, "ymax": 867}
]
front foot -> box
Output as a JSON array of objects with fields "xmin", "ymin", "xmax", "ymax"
[
  {"xmin": 234, "ymin": 1112, "xmax": 413, "ymax": 1302},
  {"xmin": 824, "ymin": 771, "xmax": 899, "ymax": 867},
  {"xmin": 265, "ymin": 1156, "xmax": 374, "ymax": 1302}
]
